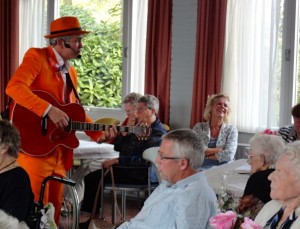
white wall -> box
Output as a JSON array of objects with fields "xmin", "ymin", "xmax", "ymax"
[{"xmin": 170, "ymin": 0, "xmax": 198, "ymax": 129}]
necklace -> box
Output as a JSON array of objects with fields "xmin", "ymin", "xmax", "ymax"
[
  {"xmin": 210, "ymin": 126, "xmax": 220, "ymax": 137},
  {"xmin": 0, "ymin": 160, "xmax": 16, "ymax": 172}
]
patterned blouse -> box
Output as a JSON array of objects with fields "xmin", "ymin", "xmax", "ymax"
[
  {"xmin": 278, "ymin": 125, "xmax": 298, "ymax": 143},
  {"xmin": 193, "ymin": 121, "xmax": 238, "ymax": 162}
]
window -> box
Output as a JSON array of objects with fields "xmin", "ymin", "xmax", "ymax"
[
  {"xmin": 223, "ymin": 0, "xmax": 300, "ymax": 133},
  {"xmin": 19, "ymin": 0, "xmax": 148, "ymax": 121}
]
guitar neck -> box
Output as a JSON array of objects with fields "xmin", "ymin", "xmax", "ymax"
[{"xmin": 70, "ymin": 121, "xmax": 134, "ymax": 133}]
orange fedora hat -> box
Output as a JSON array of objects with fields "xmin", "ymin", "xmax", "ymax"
[{"xmin": 44, "ymin": 16, "xmax": 90, "ymax": 39}]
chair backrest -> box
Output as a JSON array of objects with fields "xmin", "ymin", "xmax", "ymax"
[
  {"xmin": 161, "ymin": 123, "xmax": 170, "ymax": 132},
  {"xmin": 142, "ymin": 146, "xmax": 162, "ymax": 183},
  {"xmin": 94, "ymin": 117, "xmax": 120, "ymax": 125}
]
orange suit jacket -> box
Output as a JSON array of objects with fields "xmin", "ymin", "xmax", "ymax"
[{"xmin": 6, "ymin": 46, "xmax": 102, "ymax": 170}]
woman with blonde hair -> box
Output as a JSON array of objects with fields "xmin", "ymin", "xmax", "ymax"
[{"xmin": 193, "ymin": 93, "xmax": 238, "ymax": 169}]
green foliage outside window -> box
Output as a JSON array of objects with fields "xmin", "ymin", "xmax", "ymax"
[{"xmin": 60, "ymin": 4, "xmax": 122, "ymax": 108}]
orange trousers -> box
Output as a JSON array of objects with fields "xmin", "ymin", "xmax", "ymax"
[{"xmin": 17, "ymin": 150, "xmax": 66, "ymax": 224}]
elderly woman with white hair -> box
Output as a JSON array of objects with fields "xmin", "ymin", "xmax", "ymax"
[
  {"xmin": 237, "ymin": 133, "xmax": 285, "ymax": 217},
  {"xmin": 255, "ymin": 141, "xmax": 300, "ymax": 228}
]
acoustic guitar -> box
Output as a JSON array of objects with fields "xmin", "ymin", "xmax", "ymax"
[{"xmin": 11, "ymin": 90, "xmax": 151, "ymax": 156}]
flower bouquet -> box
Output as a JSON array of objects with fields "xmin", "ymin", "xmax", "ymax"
[
  {"xmin": 209, "ymin": 211, "xmax": 262, "ymax": 229},
  {"xmin": 217, "ymin": 189, "xmax": 237, "ymax": 212},
  {"xmin": 213, "ymin": 189, "xmax": 263, "ymax": 229}
]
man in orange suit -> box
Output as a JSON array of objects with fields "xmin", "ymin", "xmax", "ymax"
[{"xmin": 5, "ymin": 16, "xmax": 105, "ymax": 224}]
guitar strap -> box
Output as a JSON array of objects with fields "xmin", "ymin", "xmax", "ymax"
[{"xmin": 65, "ymin": 72, "xmax": 81, "ymax": 104}]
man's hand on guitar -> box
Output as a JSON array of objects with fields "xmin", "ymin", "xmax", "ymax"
[
  {"xmin": 122, "ymin": 115, "xmax": 137, "ymax": 136},
  {"xmin": 97, "ymin": 126, "xmax": 117, "ymax": 143},
  {"xmin": 105, "ymin": 126, "xmax": 117, "ymax": 141},
  {"xmin": 47, "ymin": 106, "xmax": 69, "ymax": 128}
]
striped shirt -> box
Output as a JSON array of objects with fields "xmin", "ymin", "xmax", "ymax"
[{"xmin": 278, "ymin": 125, "xmax": 298, "ymax": 143}]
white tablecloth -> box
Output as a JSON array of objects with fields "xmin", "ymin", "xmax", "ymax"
[
  {"xmin": 71, "ymin": 140, "xmax": 119, "ymax": 202},
  {"xmin": 204, "ymin": 159, "xmax": 251, "ymax": 197},
  {"xmin": 73, "ymin": 140, "xmax": 119, "ymax": 160}
]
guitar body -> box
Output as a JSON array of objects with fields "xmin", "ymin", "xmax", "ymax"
[{"xmin": 11, "ymin": 90, "xmax": 86, "ymax": 156}]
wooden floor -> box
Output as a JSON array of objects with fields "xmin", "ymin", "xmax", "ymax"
[
  {"xmin": 79, "ymin": 192, "xmax": 142, "ymax": 228},
  {"xmin": 102, "ymin": 193, "xmax": 142, "ymax": 224}
]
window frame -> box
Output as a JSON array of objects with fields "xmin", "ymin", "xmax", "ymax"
[
  {"xmin": 47, "ymin": 0, "xmax": 137, "ymax": 122},
  {"xmin": 279, "ymin": 0, "xmax": 299, "ymax": 127}
]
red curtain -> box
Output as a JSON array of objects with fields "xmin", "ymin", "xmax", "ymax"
[
  {"xmin": 190, "ymin": 0, "xmax": 227, "ymax": 127},
  {"xmin": 0, "ymin": 0, "xmax": 19, "ymax": 111},
  {"xmin": 144, "ymin": 0, "xmax": 172, "ymax": 125}
]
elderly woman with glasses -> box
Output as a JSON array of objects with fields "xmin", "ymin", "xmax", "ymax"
[
  {"xmin": 193, "ymin": 93, "xmax": 238, "ymax": 169},
  {"xmin": 80, "ymin": 94, "xmax": 167, "ymax": 217},
  {"xmin": 103, "ymin": 94, "xmax": 166, "ymax": 179},
  {"xmin": 237, "ymin": 133, "xmax": 285, "ymax": 218},
  {"xmin": 255, "ymin": 141, "xmax": 300, "ymax": 228}
]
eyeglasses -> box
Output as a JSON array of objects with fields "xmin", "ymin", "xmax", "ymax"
[
  {"xmin": 124, "ymin": 109, "xmax": 136, "ymax": 115},
  {"xmin": 137, "ymin": 107, "xmax": 151, "ymax": 112},
  {"xmin": 247, "ymin": 154, "xmax": 263, "ymax": 162},
  {"xmin": 157, "ymin": 151, "xmax": 181, "ymax": 160},
  {"xmin": 247, "ymin": 154, "xmax": 256, "ymax": 160}
]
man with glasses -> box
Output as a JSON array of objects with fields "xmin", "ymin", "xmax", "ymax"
[
  {"xmin": 80, "ymin": 94, "xmax": 167, "ymax": 216},
  {"xmin": 117, "ymin": 128, "xmax": 217, "ymax": 229}
]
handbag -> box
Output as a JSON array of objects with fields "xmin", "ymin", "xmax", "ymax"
[{"xmin": 88, "ymin": 167, "xmax": 122, "ymax": 229}]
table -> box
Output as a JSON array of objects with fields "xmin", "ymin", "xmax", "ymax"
[
  {"xmin": 73, "ymin": 140, "xmax": 119, "ymax": 172},
  {"xmin": 72, "ymin": 140, "xmax": 119, "ymax": 202},
  {"xmin": 73, "ymin": 140, "xmax": 119, "ymax": 160},
  {"xmin": 204, "ymin": 159, "xmax": 251, "ymax": 197}
]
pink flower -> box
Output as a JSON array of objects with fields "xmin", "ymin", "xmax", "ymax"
[
  {"xmin": 241, "ymin": 217, "xmax": 262, "ymax": 229},
  {"xmin": 209, "ymin": 211, "xmax": 237, "ymax": 229},
  {"xmin": 262, "ymin": 129, "xmax": 279, "ymax": 136}
]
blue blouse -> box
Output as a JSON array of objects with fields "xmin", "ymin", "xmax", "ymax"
[{"xmin": 193, "ymin": 121, "xmax": 238, "ymax": 162}]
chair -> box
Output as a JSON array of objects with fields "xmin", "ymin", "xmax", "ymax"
[
  {"xmin": 103, "ymin": 147, "xmax": 161, "ymax": 224},
  {"xmin": 104, "ymin": 167, "xmax": 151, "ymax": 223},
  {"xmin": 161, "ymin": 123, "xmax": 170, "ymax": 132},
  {"xmin": 142, "ymin": 146, "xmax": 162, "ymax": 184},
  {"xmin": 94, "ymin": 117, "xmax": 120, "ymax": 126},
  {"xmin": 29, "ymin": 176, "xmax": 79, "ymax": 229}
]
